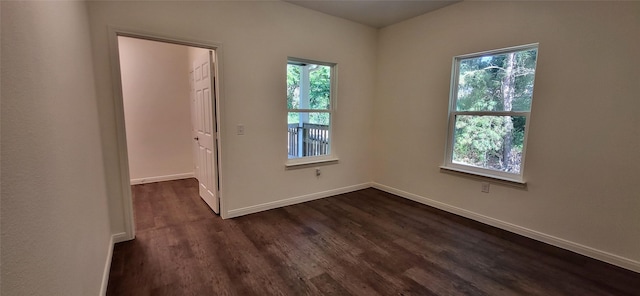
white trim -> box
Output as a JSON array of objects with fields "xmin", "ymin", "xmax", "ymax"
[
  {"xmin": 444, "ymin": 43, "xmax": 539, "ymax": 183},
  {"xmin": 456, "ymin": 43, "xmax": 539, "ymax": 60},
  {"xmin": 100, "ymin": 234, "xmax": 116, "ymax": 296},
  {"xmin": 107, "ymin": 26, "xmax": 137, "ymax": 245},
  {"xmin": 112, "ymin": 232, "xmax": 131, "ymax": 244},
  {"xmin": 287, "ymin": 57, "xmax": 336, "ymax": 68},
  {"xmin": 226, "ymin": 183, "xmax": 371, "ymax": 218},
  {"xmin": 371, "ymin": 182, "xmax": 640, "ymax": 273},
  {"xmin": 451, "ymin": 111, "xmax": 530, "ymax": 116},
  {"xmin": 286, "ymin": 57, "xmax": 338, "ymax": 163},
  {"xmin": 439, "ymin": 166, "xmax": 526, "ymax": 186},
  {"xmin": 130, "ymin": 172, "xmax": 195, "ymax": 185},
  {"xmin": 285, "ymin": 156, "xmax": 339, "ymax": 168}
]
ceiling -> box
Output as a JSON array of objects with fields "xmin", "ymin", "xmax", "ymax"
[{"xmin": 284, "ymin": 0, "xmax": 460, "ymax": 28}]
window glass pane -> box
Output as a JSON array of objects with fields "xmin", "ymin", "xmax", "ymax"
[
  {"xmin": 287, "ymin": 112, "xmax": 331, "ymax": 158},
  {"xmin": 452, "ymin": 115, "xmax": 527, "ymax": 173},
  {"xmin": 287, "ymin": 112, "xmax": 330, "ymax": 125},
  {"xmin": 287, "ymin": 64, "xmax": 301, "ymax": 109},
  {"xmin": 287, "ymin": 63, "xmax": 331, "ymax": 110},
  {"xmin": 456, "ymin": 48, "xmax": 537, "ymax": 112}
]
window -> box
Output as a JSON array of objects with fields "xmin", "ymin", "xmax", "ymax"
[
  {"xmin": 443, "ymin": 44, "xmax": 539, "ymax": 183},
  {"xmin": 286, "ymin": 58, "xmax": 336, "ymax": 164}
]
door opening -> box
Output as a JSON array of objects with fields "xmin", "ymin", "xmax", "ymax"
[{"xmin": 111, "ymin": 31, "xmax": 223, "ymax": 241}]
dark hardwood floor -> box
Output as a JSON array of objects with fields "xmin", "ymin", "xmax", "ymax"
[{"xmin": 107, "ymin": 178, "xmax": 640, "ymax": 295}]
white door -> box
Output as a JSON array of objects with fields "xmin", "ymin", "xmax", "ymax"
[
  {"xmin": 189, "ymin": 70, "xmax": 199, "ymax": 181},
  {"xmin": 192, "ymin": 50, "xmax": 219, "ymax": 214}
]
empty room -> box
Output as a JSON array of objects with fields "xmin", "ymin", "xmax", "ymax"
[{"xmin": 1, "ymin": 0, "xmax": 639, "ymax": 295}]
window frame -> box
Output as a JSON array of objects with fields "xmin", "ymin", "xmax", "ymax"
[
  {"xmin": 442, "ymin": 43, "xmax": 539, "ymax": 184},
  {"xmin": 285, "ymin": 57, "xmax": 338, "ymax": 167}
]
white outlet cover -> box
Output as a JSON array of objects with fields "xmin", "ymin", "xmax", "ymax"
[{"xmin": 481, "ymin": 182, "xmax": 490, "ymax": 193}]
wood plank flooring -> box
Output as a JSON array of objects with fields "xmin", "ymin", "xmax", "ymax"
[{"xmin": 107, "ymin": 178, "xmax": 640, "ymax": 295}]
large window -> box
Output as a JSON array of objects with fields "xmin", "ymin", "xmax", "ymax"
[
  {"xmin": 286, "ymin": 58, "xmax": 336, "ymax": 164},
  {"xmin": 444, "ymin": 44, "xmax": 538, "ymax": 182}
]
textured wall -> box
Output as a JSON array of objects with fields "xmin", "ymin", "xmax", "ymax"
[{"xmin": 1, "ymin": 1, "xmax": 112, "ymax": 295}]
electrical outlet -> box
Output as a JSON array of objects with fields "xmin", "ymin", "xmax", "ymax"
[
  {"xmin": 237, "ymin": 124, "xmax": 245, "ymax": 135},
  {"xmin": 315, "ymin": 168, "xmax": 321, "ymax": 177},
  {"xmin": 481, "ymin": 182, "xmax": 490, "ymax": 193}
]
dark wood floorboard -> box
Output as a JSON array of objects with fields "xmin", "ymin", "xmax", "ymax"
[{"xmin": 107, "ymin": 178, "xmax": 640, "ymax": 296}]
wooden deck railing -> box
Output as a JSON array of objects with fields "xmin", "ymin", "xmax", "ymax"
[{"xmin": 288, "ymin": 123, "xmax": 329, "ymax": 158}]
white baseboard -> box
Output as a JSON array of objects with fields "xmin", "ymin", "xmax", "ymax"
[
  {"xmin": 226, "ymin": 183, "xmax": 372, "ymax": 218},
  {"xmin": 372, "ymin": 182, "xmax": 640, "ymax": 273},
  {"xmin": 130, "ymin": 172, "xmax": 195, "ymax": 185},
  {"xmin": 100, "ymin": 234, "xmax": 116, "ymax": 296},
  {"xmin": 112, "ymin": 232, "xmax": 131, "ymax": 244}
]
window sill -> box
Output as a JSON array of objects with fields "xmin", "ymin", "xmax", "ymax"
[
  {"xmin": 439, "ymin": 166, "xmax": 527, "ymax": 189},
  {"xmin": 286, "ymin": 157, "xmax": 339, "ymax": 169}
]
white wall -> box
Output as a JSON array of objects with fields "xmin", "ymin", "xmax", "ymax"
[
  {"xmin": 87, "ymin": 1, "xmax": 377, "ymax": 229},
  {"xmin": 1, "ymin": 1, "xmax": 112, "ymax": 295},
  {"xmin": 374, "ymin": 1, "xmax": 640, "ymax": 269},
  {"xmin": 118, "ymin": 37, "xmax": 194, "ymax": 182}
]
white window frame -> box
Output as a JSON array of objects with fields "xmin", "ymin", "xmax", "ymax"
[
  {"xmin": 442, "ymin": 44, "xmax": 539, "ymax": 184},
  {"xmin": 285, "ymin": 57, "xmax": 338, "ymax": 167}
]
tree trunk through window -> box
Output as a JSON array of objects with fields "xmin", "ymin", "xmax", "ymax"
[{"xmin": 501, "ymin": 52, "xmax": 516, "ymax": 171}]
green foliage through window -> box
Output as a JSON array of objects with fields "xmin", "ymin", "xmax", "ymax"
[
  {"xmin": 448, "ymin": 45, "xmax": 538, "ymax": 176},
  {"xmin": 287, "ymin": 63, "xmax": 331, "ymax": 125},
  {"xmin": 287, "ymin": 59, "xmax": 334, "ymax": 159}
]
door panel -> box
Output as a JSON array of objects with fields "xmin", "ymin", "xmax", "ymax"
[
  {"xmin": 192, "ymin": 51, "xmax": 219, "ymax": 214},
  {"xmin": 190, "ymin": 70, "xmax": 199, "ymax": 181}
]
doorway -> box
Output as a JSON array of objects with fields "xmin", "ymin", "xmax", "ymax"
[{"xmin": 111, "ymin": 31, "xmax": 223, "ymax": 241}]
